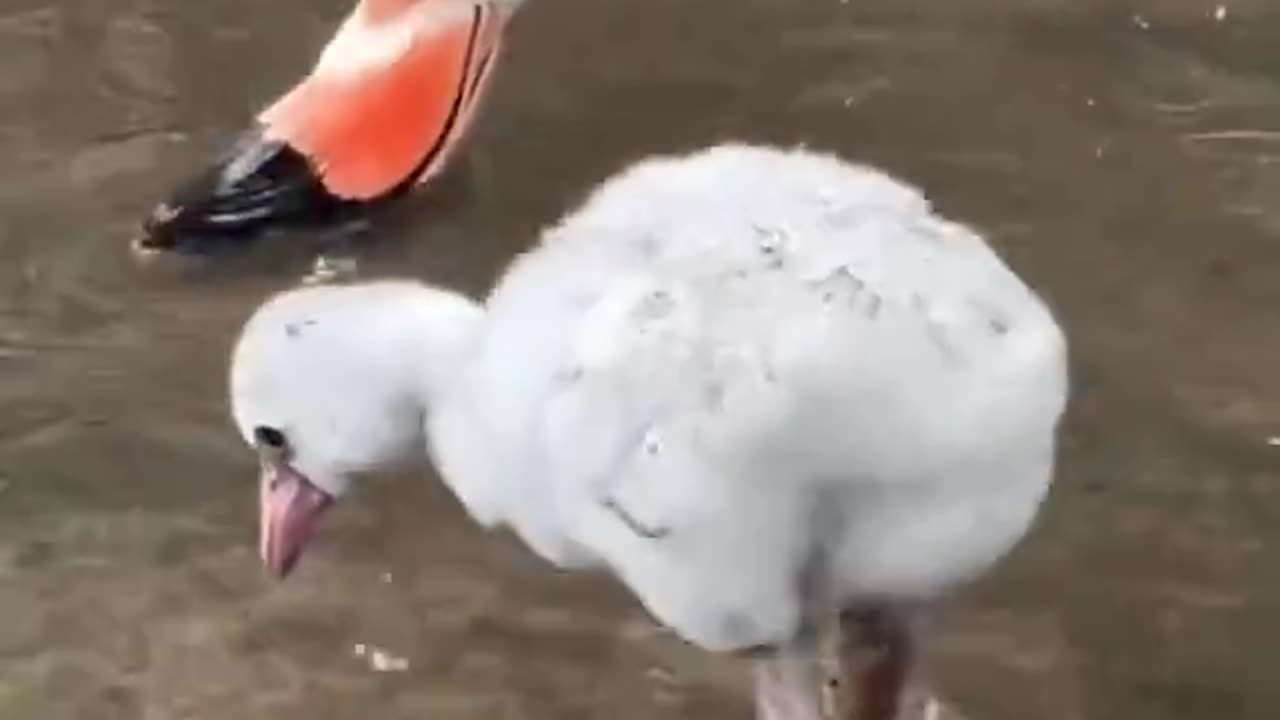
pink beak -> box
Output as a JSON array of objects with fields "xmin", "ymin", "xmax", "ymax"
[{"xmin": 259, "ymin": 461, "xmax": 333, "ymax": 579}]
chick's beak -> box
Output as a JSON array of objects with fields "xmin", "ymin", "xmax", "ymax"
[{"xmin": 259, "ymin": 459, "xmax": 333, "ymax": 578}]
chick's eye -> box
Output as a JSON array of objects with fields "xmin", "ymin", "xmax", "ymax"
[{"xmin": 254, "ymin": 425, "xmax": 287, "ymax": 449}]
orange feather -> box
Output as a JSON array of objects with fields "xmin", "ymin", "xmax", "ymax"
[
  {"xmin": 362, "ymin": 0, "xmax": 422, "ymax": 24},
  {"xmin": 260, "ymin": 4, "xmax": 502, "ymax": 201}
]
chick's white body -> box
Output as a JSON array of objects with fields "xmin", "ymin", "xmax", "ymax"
[{"xmin": 414, "ymin": 144, "xmax": 1068, "ymax": 651}]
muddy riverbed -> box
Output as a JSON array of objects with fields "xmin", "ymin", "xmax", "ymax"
[{"xmin": 0, "ymin": 1, "xmax": 1277, "ymax": 718}]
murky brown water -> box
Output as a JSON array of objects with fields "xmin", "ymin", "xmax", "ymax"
[{"xmin": 1, "ymin": 0, "xmax": 1278, "ymax": 718}]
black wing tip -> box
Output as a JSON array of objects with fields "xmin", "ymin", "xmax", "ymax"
[{"xmin": 133, "ymin": 126, "xmax": 376, "ymax": 258}]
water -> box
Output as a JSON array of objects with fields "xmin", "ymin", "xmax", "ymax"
[{"xmin": 1, "ymin": 1, "xmax": 1277, "ymax": 718}]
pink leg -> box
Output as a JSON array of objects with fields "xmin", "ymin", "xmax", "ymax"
[
  {"xmin": 821, "ymin": 607, "xmax": 933, "ymax": 720},
  {"xmin": 751, "ymin": 639, "xmax": 824, "ymax": 720}
]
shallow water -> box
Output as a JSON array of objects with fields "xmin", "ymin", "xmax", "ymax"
[{"xmin": 1, "ymin": 0, "xmax": 1278, "ymax": 718}]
